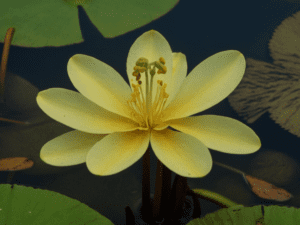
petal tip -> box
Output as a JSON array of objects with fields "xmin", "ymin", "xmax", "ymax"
[{"xmin": 68, "ymin": 54, "xmax": 81, "ymax": 64}]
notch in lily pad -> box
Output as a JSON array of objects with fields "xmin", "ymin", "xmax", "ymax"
[{"xmin": 0, "ymin": 0, "xmax": 180, "ymax": 47}]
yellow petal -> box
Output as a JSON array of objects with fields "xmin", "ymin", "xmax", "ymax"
[
  {"xmin": 126, "ymin": 30, "xmax": 173, "ymax": 105},
  {"xmin": 36, "ymin": 88, "xmax": 139, "ymax": 133},
  {"xmin": 168, "ymin": 115, "xmax": 261, "ymax": 154},
  {"xmin": 151, "ymin": 128, "xmax": 212, "ymax": 178},
  {"xmin": 165, "ymin": 52, "xmax": 188, "ymax": 107},
  {"xmin": 67, "ymin": 54, "xmax": 134, "ymax": 120},
  {"xmin": 162, "ymin": 50, "xmax": 246, "ymax": 121},
  {"xmin": 86, "ymin": 129, "xmax": 150, "ymax": 176},
  {"xmin": 40, "ymin": 130, "xmax": 107, "ymax": 166}
]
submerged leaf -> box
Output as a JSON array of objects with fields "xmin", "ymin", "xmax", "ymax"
[
  {"xmin": 248, "ymin": 150, "xmax": 300, "ymax": 187},
  {"xmin": 0, "ymin": 72, "xmax": 76, "ymax": 174},
  {"xmin": 269, "ymin": 11, "xmax": 300, "ymax": 70},
  {"xmin": 228, "ymin": 11, "xmax": 300, "ymax": 137}
]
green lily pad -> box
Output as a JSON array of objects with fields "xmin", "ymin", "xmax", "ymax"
[
  {"xmin": 0, "ymin": 0, "xmax": 179, "ymax": 47},
  {"xmin": 0, "ymin": 184, "xmax": 114, "ymax": 224},
  {"xmin": 187, "ymin": 204, "xmax": 300, "ymax": 225}
]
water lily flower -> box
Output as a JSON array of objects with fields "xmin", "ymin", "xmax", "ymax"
[{"xmin": 36, "ymin": 30, "xmax": 261, "ymax": 178}]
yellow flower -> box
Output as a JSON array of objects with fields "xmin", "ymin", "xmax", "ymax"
[{"xmin": 36, "ymin": 30, "xmax": 261, "ymax": 178}]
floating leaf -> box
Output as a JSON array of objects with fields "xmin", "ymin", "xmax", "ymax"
[
  {"xmin": 0, "ymin": 157, "xmax": 33, "ymax": 171},
  {"xmin": 0, "ymin": 184, "xmax": 114, "ymax": 224},
  {"xmin": 227, "ymin": 11, "xmax": 300, "ymax": 137},
  {"xmin": 187, "ymin": 205, "xmax": 300, "ymax": 225},
  {"xmin": 245, "ymin": 175, "xmax": 293, "ymax": 202},
  {"xmin": 214, "ymin": 159, "xmax": 294, "ymax": 202},
  {"xmin": 0, "ymin": 0, "xmax": 179, "ymax": 47}
]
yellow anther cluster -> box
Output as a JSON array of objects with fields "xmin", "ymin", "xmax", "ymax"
[
  {"xmin": 135, "ymin": 57, "xmax": 148, "ymax": 68},
  {"xmin": 155, "ymin": 61, "xmax": 167, "ymax": 74},
  {"xmin": 157, "ymin": 80, "xmax": 163, "ymax": 86},
  {"xmin": 132, "ymin": 71, "xmax": 142, "ymax": 84},
  {"xmin": 134, "ymin": 66, "xmax": 145, "ymax": 72},
  {"xmin": 127, "ymin": 57, "xmax": 169, "ymax": 130},
  {"xmin": 159, "ymin": 57, "xmax": 165, "ymax": 65}
]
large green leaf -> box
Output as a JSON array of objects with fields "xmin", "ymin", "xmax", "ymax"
[
  {"xmin": 0, "ymin": 184, "xmax": 114, "ymax": 224},
  {"xmin": 187, "ymin": 204, "xmax": 300, "ymax": 225},
  {"xmin": 0, "ymin": 0, "xmax": 179, "ymax": 47}
]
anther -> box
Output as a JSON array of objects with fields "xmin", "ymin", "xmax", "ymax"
[
  {"xmin": 134, "ymin": 66, "xmax": 146, "ymax": 73},
  {"xmin": 155, "ymin": 61, "xmax": 167, "ymax": 74},
  {"xmin": 136, "ymin": 74, "xmax": 141, "ymax": 81},
  {"xmin": 157, "ymin": 80, "xmax": 163, "ymax": 86},
  {"xmin": 136, "ymin": 57, "xmax": 148, "ymax": 68},
  {"xmin": 129, "ymin": 56, "xmax": 169, "ymax": 130},
  {"xmin": 159, "ymin": 57, "xmax": 165, "ymax": 65},
  {"xmin": 132, "ymin": 71, "xmax": 139, "ymax": 77}
]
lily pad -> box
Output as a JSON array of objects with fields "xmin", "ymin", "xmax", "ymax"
[
  {"xmin": 0, "ymin": 0, "xmax": 179, "ymax": 47},
  {"xmin": 0, "ymin": 184, "xmax": 114, "ymax": 224},
  {"xmin": 187, "ymin": 204, "xmax": 300, "ymax": 225}
]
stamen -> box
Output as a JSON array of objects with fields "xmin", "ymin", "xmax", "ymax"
[
  {"xmin": 152, "ymin": 81, "xmax": 163, "ymax": 113},
  {"xmin": 137, "ymin": 83, "xmax": 146, "ymax": 109},
  {"xmin": 128, "ymin": 56, "xmax": 169, "ymax": 130},
  {"xmin": 153, "ymin": 84, "xmax": 168, "ymax": 120},
  {"xmin": 159, "ymin": 57, "xmax": 165, "ymax": 65},
  {"xmin": 152, "ymin": 80, "xmax": 163, "ymax": 111},
  {"xmin": 127, "ymin": 94, "xmax": 144, "ymax": 124}
]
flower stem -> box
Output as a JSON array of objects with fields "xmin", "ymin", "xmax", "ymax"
[
  {"xmin": 6, "ymin": 171, "xmax": 15, "ymax": 184},
  {"xmin": 141, "ymin": 147, "xmax": 152, "ymax": 221},
  {"xmin": 213, "ymin": 161, "xmax": 244, "ymax": 175},
  {"xmin": 152, "ymin": 158, "xmax": 172, "ymax": 221},
  {"xmin": 0, "ymin": 28, "xmax": 15, "ymax": 103},
  {"xmin": 125, "ymin": 205, "xmax": 135, "ymax": 224},
  {"xmin": 186, "ymin": 187, "xmax": 201, "ymax": 219},
  {"xmin": 164, "ymin": 174, "xmax": 188, "ymax": 222},
  {"xmin": 0, "ymin": 117, "xmax": 28, "ymax": 125}
]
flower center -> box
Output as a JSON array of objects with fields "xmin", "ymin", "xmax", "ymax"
[{"xmin": 127, "ymin": 57, "xmax": 169, "ymax": 130}]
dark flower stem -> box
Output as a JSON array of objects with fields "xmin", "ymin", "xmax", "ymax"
[
  {"xmin": 125, "ymin": 205, "xmax": 135, "ymax": 224},
  {"xmin": 152, "ymin": 158, "xmax": 172, "ymax": 221},
  {"xmin": 141, "ymin": 147, "xmax": 152, "ymax": 220},
  {"xmin": 0, "ymin": 27, "xmax": 15, "ymax": 103},
  {"xmin": 164, "ymin": 174, "xmax": 189, "ymax": 222},
  {"xmin": 6, "ymin": 171, "xmax": 15, "ymax": 184},
  {"xmin": 186, "ymin": 187, "xmax": 201, "ymax": 219}
]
